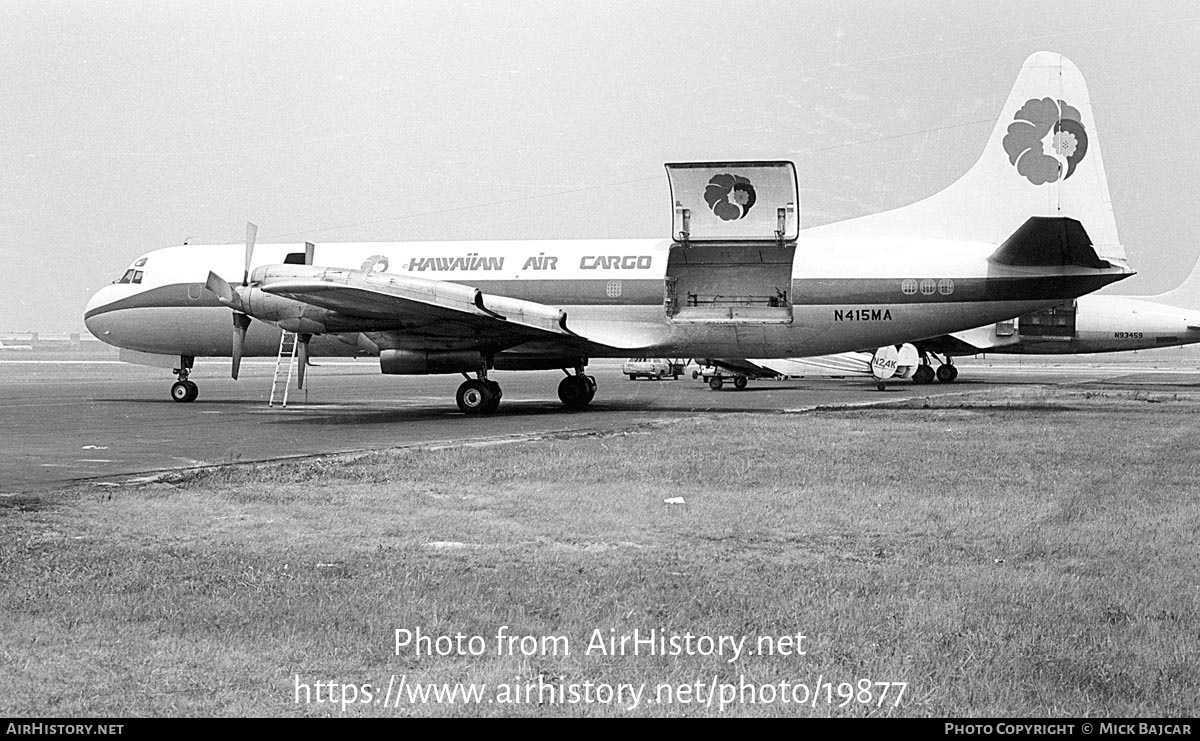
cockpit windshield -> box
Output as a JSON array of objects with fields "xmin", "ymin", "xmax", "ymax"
[{"xmin": 113, "ymin": 257, "xmax": 148, "ymax": 284}]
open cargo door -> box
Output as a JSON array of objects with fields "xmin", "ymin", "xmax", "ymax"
[{"xmin": 664, "ymin": 161, "xmax": 798, "ymax": 323}]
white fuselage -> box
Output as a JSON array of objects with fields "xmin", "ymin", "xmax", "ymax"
[
  {"xmin": 84, "ymin": 234, "xmax": 1129, "ymax": 366},
  {"xmin": 996, "ymin": 294, "xmax": 1200, "ymax": 355}
]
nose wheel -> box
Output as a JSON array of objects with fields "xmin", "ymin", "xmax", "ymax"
[
  {"xmin": 170, "ymin": 356, "xmax": 198, "ymax": 402},
  {"xmin": 170, "ymin": 380, "xmax": 199, "ymax": 403}
]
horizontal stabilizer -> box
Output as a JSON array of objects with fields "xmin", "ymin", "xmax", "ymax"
[
  {"xmin": 989, "ymin": 216, "xmax": 1109, "ymax": 269},
  {"xmin": 947, "ymin": 325, "xmax": 1023, "ymax": 352}
]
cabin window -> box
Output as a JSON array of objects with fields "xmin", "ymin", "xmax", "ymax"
[{"xmin": 284, "ymin": 252, "xmax": 307, "ymax": 265}]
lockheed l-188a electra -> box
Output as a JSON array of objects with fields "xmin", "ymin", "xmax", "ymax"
[{"xmin": 84, "ymin": 52, "xmax": 1132, "ymax": 414}]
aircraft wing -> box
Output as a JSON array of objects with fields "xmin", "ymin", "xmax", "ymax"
[{"xmin": 255, "ymin": 265, "xmax": 586, "ymax": 351}]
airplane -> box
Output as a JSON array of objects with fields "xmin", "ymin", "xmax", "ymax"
[
  {"xmin": 905, "ymin": 248, "xmax": 1200, "ymax": 381},
  {"xmin": 84, "ymin": 51, "xmax": 1134, "ymax": 414}
]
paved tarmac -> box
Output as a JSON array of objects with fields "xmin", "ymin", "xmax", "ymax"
[{"xmin": 3, "ymin": 354, "xmax": 1200, "ymax": 494}]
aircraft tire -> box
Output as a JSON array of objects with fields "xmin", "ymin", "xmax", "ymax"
[
  {"xmin": 708, "ymin": 376, "xmax": 723, "ymax": 390},
  {"xmin": 558, "ymin": 375, "xmax": 593, "ymax": 409},
  {"xmin": 171, "ymin": 381, "xmax": 197, "ymax": 403},
  {"xmin": 484, "ymin": 380, "xmax": 502, "ymax": 413},
  {"xmin": 456, "ymin": 379, "xmax": 497, "ymax": 415},
  {"xmin": 912, "ymin": 365, "xmax": 935, "ymax": 385},
  {"xmin": 936, "ymin": 364, "xmax": 958, "ymax": 383},
  {"xmin": 733, "ymin": 375, "xmax": 748, "ymax": 390}
]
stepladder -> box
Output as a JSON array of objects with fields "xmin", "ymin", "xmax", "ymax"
[{"xmin": 269, "ymin": 331, "xmax": 298, "ymax": 407}]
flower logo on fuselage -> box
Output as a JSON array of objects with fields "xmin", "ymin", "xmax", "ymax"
[
  {"xmin": 703, "ymin": 173, "xmax": 757, "ymax": 221},
  {"xmin": 1003, "ymin": 98, "xmax": 1089, "ymax": 185}
]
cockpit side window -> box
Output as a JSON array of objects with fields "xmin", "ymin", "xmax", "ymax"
[{"xmin": 132, "ymin": 271, "xmax": 143, "ymax": 284}]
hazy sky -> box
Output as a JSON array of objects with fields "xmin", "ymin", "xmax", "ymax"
[{"xmin": 3, "ymin": 0, "xmax": 1198, "ymax": 332}]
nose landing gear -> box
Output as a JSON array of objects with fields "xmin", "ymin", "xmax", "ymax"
[{"xmin": 170, "ymin": 356, "xmax": 198, "ymax": 402}]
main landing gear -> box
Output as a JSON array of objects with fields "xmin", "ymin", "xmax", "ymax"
[
  {"xmin": 456, "ymin": 377, "xmax": 503, "ymax": 415},
  {"xmin": 170, "ymin": 355, "xmax": 198, "ymax": 403},
  {"xmin": 911, "ymin": 351, "xmax": 958, "ymax": 385},
  {"xmin": 454, "ymin": 364, "xmax": 597, "ymax": 415},
  {"xmin": 557, "ymin": 367, "xmax": 597, "ymax": 410},
  {"xmin": 456, "ymin": 359, "xmax": 503, "ymax": 415}
]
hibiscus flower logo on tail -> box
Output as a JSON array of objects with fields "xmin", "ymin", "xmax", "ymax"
[
  {"xmin": 704, "ymin": 173, "xmax": 757, "ymax": 221},
  {"xmin": 1003, "ymin": 98, "xmax": 1089, "ymax": 185}
]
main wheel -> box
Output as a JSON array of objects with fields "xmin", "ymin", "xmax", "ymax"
[
  {"xmin": 484, "ymin": 380, "xmax": 502, "ymax": 413},
  {"xmin": 558, "ymin": 375, "xmax": 594, "ymax": 409},
  {"xmin": 708, "ymin": 376, "xmax": 724, "ymax": 390},
  {"xmin": 733, "ymin": 375, "xmax": 748, "ymax": 390},
  {"xmin": 456, "ymin": 379, "xmax": 497, "ymax": 415},
  {"xmin": 912, "ymin": 365, "xmax": 935, "ymax": 385},
  {"xmin": 936, "ymin": 364, "xmax": 959, "ymax": 383}
]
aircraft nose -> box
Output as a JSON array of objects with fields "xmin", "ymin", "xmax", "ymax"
[{"xmin": 83, "ymin": 285, "xmax": 126, "ymax": 345}]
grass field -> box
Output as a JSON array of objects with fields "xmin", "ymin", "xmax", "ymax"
[{"xmin": 2, "ymin": 386, "xmax": 1197, "ymax": 717}]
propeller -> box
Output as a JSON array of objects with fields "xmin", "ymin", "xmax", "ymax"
[{"xmin": 204, "ymin": 222, "xmax": 258, "ymax": 380}]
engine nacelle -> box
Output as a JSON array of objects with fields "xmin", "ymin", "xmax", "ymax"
[{"xmin": 245, "ymin": 289, "xmax": 332, "ymax": 334}]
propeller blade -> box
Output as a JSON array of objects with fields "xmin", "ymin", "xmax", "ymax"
[
  {"xmin": 296, "ymin": 334, "xmax": 311, "ymax": 389},
  {"xmin": 205, "ymin": 271, "xmax": 248, "ymax": 313},
  {"xmin": 243, "ymin": 222, "xmax": 258, "ymax": 286},
  {"xmin": 205, "ymin": 271, "xmax": 234, "ymax": 303},
  {"xmin": 231, "ymin": 313, "xmax": 251, "ymax": 380}
]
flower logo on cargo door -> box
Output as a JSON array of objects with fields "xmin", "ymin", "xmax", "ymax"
[
  {"xmin": 1003, "ymin": 98, "xmax": 1089, "ymax": 185},
  {"xmin": 704, "ymin": 173, "xmax": 757, "ymax": 221}
]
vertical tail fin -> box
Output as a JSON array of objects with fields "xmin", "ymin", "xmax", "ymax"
[{"xmin": 826, "ymin": 52, "xmax": 1125, "ymax": 263}]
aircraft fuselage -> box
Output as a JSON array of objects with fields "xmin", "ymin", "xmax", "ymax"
[{"xmin": 84, "ymin": 235, "xmax": 1128, "ymax": 363}]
